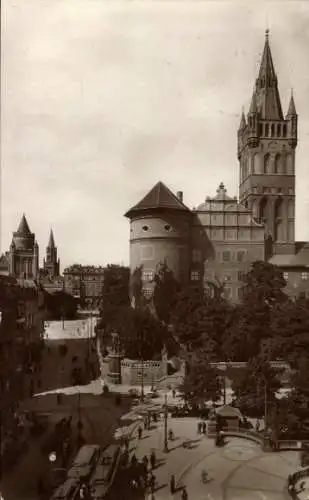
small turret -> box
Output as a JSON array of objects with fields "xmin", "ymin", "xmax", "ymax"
[
  {"xmin": 238, "ymin": 109, "xmax": 246, "ymax": 131},
  {"xmin": 247, "ymin": 92, "xmax": 259, "ymax": 146},
  {"xmin": 286, "ymin": 90, "xmax": 298, "ymax": 148}
]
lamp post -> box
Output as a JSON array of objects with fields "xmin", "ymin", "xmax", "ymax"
[{"xmin": 163, "ymin": 393, "xmax": 168, "ymax": 453}]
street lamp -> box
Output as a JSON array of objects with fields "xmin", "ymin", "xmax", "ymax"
[{"xmin": 163, "ymin": 393, "xmax": 168, "ymax": 453}]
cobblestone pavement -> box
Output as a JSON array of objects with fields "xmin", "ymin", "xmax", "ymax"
[{"xmin": 132, "ymin": 417, "xmax": 299, "ymax": 500}]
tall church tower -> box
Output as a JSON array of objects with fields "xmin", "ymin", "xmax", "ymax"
[
  {"xmin": 43, "ymin": 229, "xmax": 60, "ymax": 278},
  {"xmin": 238, "ymin": 30, "xmax": 297, "ymax": 255}
]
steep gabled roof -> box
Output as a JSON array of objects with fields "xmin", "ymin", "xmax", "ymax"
[
  {"xmin": 48, "ymin": 229, "xmax": 55, "ymax": 248},
  {"xmin": 287, "ymin": 92, "xmax": 297, "ymax": 116},
  {"xmin": 125, "ymin": 181, "xmax": 191, "ymax": 218},
  {"xmin": 255, "ymin": 30, "xmax": 283, "ymax": 120},
  {"xmin": 16, "ymin": 214, "xmax": 31, "ymax": 235}
]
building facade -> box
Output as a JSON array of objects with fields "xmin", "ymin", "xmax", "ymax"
[
  {"xmin": 6, "ymin": 215, "xmax": 39, "ymax": 279},
  {"xmin": 43, "ymin": 229, "xmax": 60, "ymax": 278},
  {"xmin": 63, "ymin": 265, "xmax": 105, "ymax": 308},
  {"xmin": 125, "ymin": 32, "xmax": 309, "ymax": 303},
  {"xmin": 0, "ymin": 276, "xmax": 45, "ymax": 458}
]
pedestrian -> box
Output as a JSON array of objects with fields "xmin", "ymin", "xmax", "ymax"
[
  {"xmin": 131, "ymin": 453, "xmax": 137, "ymax": 466},
  {"xmin": 149, "ymin": 473, "xmax": 156, "ymax": 493},
  {"xmin": 170, "ymin": 474, "xmax": 175, "ymax": 494},
  {"xmin": 202, "ymin": 421, "xmax": 207, "ymax": 434},
  {"xmin": 172, "ymin": 389, "xmax": 176, "ymax": 398},
  {"xmin": 197, "ymin": 422, "xmax": 201, "ymax": 434},
  {"xmin": 143, "ymin": 455, "xmax": 149, "ymax": 469},
  {"xmin": 150, "ymin": 450, "xmax": 156, "ymax": 469},
  {"xmin": 181, "ymin": 486, "xmax": 188, "ymax": 500},
  {"xmin": 138, "ymin": 426, "xmax": 143, "ymax": 440}
]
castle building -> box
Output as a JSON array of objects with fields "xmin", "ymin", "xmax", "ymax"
[
  {"xmin": 43, "ymin": 229, "xmax": 60, "ymax": 278},
  {"xmin": 6, "ymin": 214, "xmax": 39, "ymax": 279},
  {"xmin": 125, "ymin": 32, "xmax": 309, "ymax": 303}
]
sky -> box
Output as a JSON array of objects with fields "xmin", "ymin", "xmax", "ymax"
[{"xmin": 1, "ymin": 1, "xmax": 309, "ymax": 270}]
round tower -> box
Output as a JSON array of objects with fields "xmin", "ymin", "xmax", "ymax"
[{"xmin": 125, "ymin": 182, "xmax": 192, "ymax": 293}]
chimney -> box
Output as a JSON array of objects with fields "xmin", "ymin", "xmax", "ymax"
[{"xmin": 176, "ymin": 191, "xmax": 183, "ymax": 202}]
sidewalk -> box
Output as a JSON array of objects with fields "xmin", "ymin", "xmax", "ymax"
[{"xmin": 131, "ymin": 417, "xmax": 215, "ymax": 499}]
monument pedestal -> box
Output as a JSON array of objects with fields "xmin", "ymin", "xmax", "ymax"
[{"xmin": 107, "ymin": 353, "xmax": 122, "ymax": 384}]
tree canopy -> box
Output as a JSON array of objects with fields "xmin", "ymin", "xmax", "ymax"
[
  {"xmin": 45, "ymin": 290, "xmax": 78, "ymax": 320},
  {"xmin": 99, "ymin": 264, "xmax": 130, "ymax": 331},
  {"xmin": 179, "ymin": 356, "xmax": 222, "ymax": 406},
  {"xmin": 152, "ymin": 261, "xmax": 181, "ymax": 324}
]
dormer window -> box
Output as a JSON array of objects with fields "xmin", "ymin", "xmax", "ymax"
[
  {"xmin": 142, "ymin": 225, "xmax": 150, "ymax": 231},
  {"xmin": 164, "ymin": 224, "xmax": 172, "ymax": 232}
]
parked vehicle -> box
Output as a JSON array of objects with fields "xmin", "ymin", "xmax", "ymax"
[
  {"xmin": 67, "ymin": 444, "xmax": 100, "ymax": 481},
  {"xmin": 49, "ymin": 478, "xmax": 80, "ymax": 500}
]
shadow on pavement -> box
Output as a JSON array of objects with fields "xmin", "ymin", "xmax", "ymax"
[{"xmin": 154, "ymin": 482, "xmax": 168, "ymax": 492}]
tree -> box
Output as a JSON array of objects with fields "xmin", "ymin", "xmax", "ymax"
[
  {"xmin": 231, "ymin": 353, "xmax": 283, "ymax": 418},
  {"xmin": 120, "ymin": 307, "xmax": 169, "ymax": 360},
  {"xmin": 99, "ymin": 264, "xmax": 130, "ymax": 332},
  {"xmin": 269, "ymin": 298, "xmax": 309, "ymax": 365},
  {"xmin": 224, "ymin": 261, "xmax": 289, "ymax": 362},
  {"xmin": 130, "ymin": 265, "xmax": 144, "ymax": 308},
  {"xmin": 179, "ymin": 355, "xmax": 222, "ymax": 406},
  {"xmin": 172, "ymin": 287, "xmax": 233, "ymax": 360},
  {"xmin": 241, "ymin": 260, "xmax": 288, "ymax": 305},
  {"xmin": 45, "ymin": 291, "xmax": 78, "ymax": 320},
  {"xmin": 152, "ymin": 261, "xmax": 181, "ymax": 324}
]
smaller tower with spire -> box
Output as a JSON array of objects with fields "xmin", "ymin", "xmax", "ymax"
[{"xmin": 43, "ymin": 229, "xmax": 60, "ymax": 278}]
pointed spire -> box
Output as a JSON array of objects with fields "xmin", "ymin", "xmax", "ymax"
[
  {"xmin": 48, "ymin": 229, "xmax": 55, "ymax": 248},
  {"xmin": 287, "ymin": 90, "xmax": 297, "ymax": 116},
  {"xmin": 249, "ymin": 91, "xmax": 257, "ymax": 114},
  {"xmin": 255, "ymin": 30, "xmax": 283, "ymax": 120},
  {"xmin": 239, "ymin": 108, "xmax": 246, "ymax": 129},
  {"xmin": 16, "ymin": 214, "xmax": 31, "ymax": 235}
]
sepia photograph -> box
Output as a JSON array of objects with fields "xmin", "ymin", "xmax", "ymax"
[{"xmin": 1, "ymin": 1, "xmax": 309, "ymax": 499}]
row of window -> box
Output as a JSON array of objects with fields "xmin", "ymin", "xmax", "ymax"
[
  {"xmin": 284, "ymin": 272, "xmax": 309, "ymax": 281},
  {"xmin": 141, "ymin": 224, "xmax": 173, "ymax": 232},
  {"xmin": 251, "ymin": 187, "xmax": 294, "ymax": 195}
]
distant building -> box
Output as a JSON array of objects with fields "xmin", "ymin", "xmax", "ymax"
[
  {"xmin": 63, "ymin": 265, "xmax": 105, "ymax": 309},
  {"xmin": 0, "ymin": 275, "xmax": 45, "ymax": 455},
  {"xmin": 125, "ymin": 32, "xmax": 309, "ymax": 303},
  {"xmin": 43, "ymin": 229, "xmax": 60, "ymax": 278},
  {"xmin": 6, "ymin": 214, "xmax": 39, "ymax": 279}
]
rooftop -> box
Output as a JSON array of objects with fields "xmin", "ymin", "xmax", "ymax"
[{"xmin": 125, "ymin": 181, "xmax": 191, "ymax": 217}]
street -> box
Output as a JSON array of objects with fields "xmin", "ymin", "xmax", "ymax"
[{"xmin": 130, "ymin": 417, "xmax": 298, "ymax": 500}]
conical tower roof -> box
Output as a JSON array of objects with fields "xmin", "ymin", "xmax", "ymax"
[
  {"xmin": 249, "ymin": 92, "xmax": 257, "ymax": 114},
  {"xmin": 239, "ymin": 110, "xmax": 246, "ymax": 130},
  {"xmin": 16, "ymin": 214, "xmax": 31, "ymax": 235},
  {"xmin": 255, "ymin": 30, "xmax": 283, "ymax": 120},
  {"xmin": 48, "ymin": 229, "xmax": 55, "ymax": 248},
  {"xmin": 125, "ymin": 181, "xmax": 191, "ymax": 218},
  {"xmin": 287, "ymin": 92, "xmax": 297, "ymax": 116}
]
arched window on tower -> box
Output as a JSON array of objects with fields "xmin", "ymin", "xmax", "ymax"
[
  {"xmin": 271, "ymin": 124, "xmax": 275, "ymax": 137},
  {"xmin": 283, "ymin": 124, "xmax": 287, "ymax": 137},
  {"xmin": 259, "ymin": 197, "xmax": 267, "ymax": 222},
  {"xmin": 252, "ymin": 153, "xmax": 259, "ymax": 174},
  {"xmin": 274, "ymin": 198, "xmax": 284, "ymax": 241},
  {"xmin": 286, "ymin": 154, "xmax": 293, "ymax": 175},
  {"xmin": 288, "ymin": 199, "xmax": 294, "ymax": 218},
  {"xmin": 263, "ymin": 154, "xmax": 270, "ymax": 173},
  {"xmin": 274, "ymin": 154, "xmax": 282, "ymax": 174}
]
